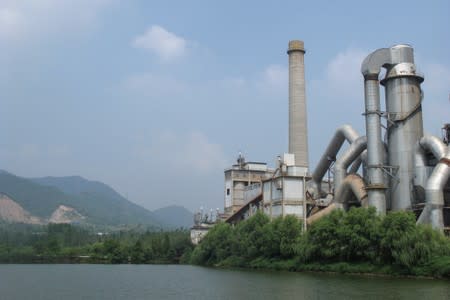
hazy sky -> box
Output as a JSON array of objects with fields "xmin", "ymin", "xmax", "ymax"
[{"xmin": 0, "ymin": 0, "xmax": 449, "ymax": 212}]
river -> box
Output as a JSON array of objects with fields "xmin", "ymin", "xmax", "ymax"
[{"xmin": 0, "ymin": 264, "xmax": 448, "ymax": 299}]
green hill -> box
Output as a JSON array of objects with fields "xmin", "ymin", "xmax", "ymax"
[
  {"xmin": 31, "ymin": 175, "xmax": 160, "ymax": 226},
  {"xmin": 153, "ymin": 205, "xmax": 194, "ymax": 229},
  {"xmin": 0, "ymin": 171, "xmax": 73, "ymax": 218},
  {"xmin": 0, "ymin": 171, "xmax": 160, "ymax": 227}
]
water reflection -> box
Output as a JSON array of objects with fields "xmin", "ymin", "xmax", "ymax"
[{"xmin": 0, "ymin": 264, "xmax": 448, "ymax": 300}]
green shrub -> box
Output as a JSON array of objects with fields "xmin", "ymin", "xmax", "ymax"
[
  {"xmin": 189, "ymin": 222, "xmax": 233, "ymax": 265},
  {"xmin": 190, "ymin": 207, "xmax": 450, "ymax": 277},
  {"xmin": 379, "ymin": 211, "xmax": 450, "ymax": 272},
  {"xmin": 234, "ymin": 212, "xmax": 270, "ymax": 259},
  {"xmin": 336, "ymin": 207, "xmax": 382, "ymax": 262},
  {"xmin": 298, "ymin": 209, "xmax": 344, "ymax": 262}
]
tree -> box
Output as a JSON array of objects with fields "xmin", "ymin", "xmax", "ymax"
[
  {"xmin": 380, "ymin": 211, "xmax": 450, "ymax": 270},
  {"xmin": 300, "ymin": 209, "xmax": 344, "ymax": 262},
  {"xmin": 278, "ymin": 215, "xmax": 303, "ymax": 258},
  {"xmin": 235, "ymin": 211, "xmax": 270, "ymax": 259},
  {"xmin": 102, "ymin": 239, "xmax": 125, "ymax": 263},
  {"xmin": 336, "ymin": 207, "xmax": 381, "ymax": 262},
  {"xmin": 190, "ymin": 222, "xmax": 233, "ymax": 265},
  {"xmin": 130, "ymin": 239, "xmax": 145, "ymax": 263}
]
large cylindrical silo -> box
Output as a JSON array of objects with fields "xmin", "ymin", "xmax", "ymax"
[
  {"xmin": 381, "ymin": 47, "xmax": 424, "ymax": 210},
  {"xmin": 287, "ymin": 40, "xmax": 309, "ymax": 169}
]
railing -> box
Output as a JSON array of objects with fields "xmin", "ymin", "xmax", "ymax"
[{"xmin": 244, "ymin": 183, "xmax": 262, "ymax": 202}]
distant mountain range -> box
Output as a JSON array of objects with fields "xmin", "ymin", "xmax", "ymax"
[
  {"xmin": 0, "ymin": 170, "xmax": 193, "ymax": 229},
  {"xmin": 153, "ymin": 205, "xmax": 195, "ymax": 229}
]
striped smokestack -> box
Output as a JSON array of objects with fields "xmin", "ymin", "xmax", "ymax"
[{"xmin": 287, "ymin": 40, "xmax": 309, "ymax": 168}]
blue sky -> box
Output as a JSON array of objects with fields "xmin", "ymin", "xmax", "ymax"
[{"xmin": 0, "ymin": 0, "xmax": 449, "ymax": 212}]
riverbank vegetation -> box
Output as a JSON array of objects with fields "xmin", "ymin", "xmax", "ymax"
[
  {"xmin": 188, "ymin": 208, "xmax": 450, "ymax": 278},
  {"xmin": 2, "ymin": 208, "xmax": 450, "ymax": 279},
  {"xmin": 0, "ymin": 223, "xmax": 193, "ymax": 264}
]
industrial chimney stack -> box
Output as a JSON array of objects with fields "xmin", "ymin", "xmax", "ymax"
[{"xmin": 287, "ymin": 40, "xmax": 309, "ymax": 169}]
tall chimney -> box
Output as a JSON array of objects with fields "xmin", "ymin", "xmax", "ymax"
[{"xmin": 287, "ymin": 40, "xmax": 309, "ymax": 168}]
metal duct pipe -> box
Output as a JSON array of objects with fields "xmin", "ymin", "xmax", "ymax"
[
  {"xmin": 417, "ymin": 148, "xmax": 450, "ymax": 230},
  {"xmin": 381, "ymin": 52, "xmax": 424, "ymax": 210},
  {"xmin": 307, "ymin": 174, "xmax": 368, "ymax": 225},
  {"xmin": 361, "ymin": 45, "xmax": 415, "ymax": 214},
  {"xmin": 360, "ymin": 150, "xmax": 369, "ymax": 180},
  {"xmin": 363, "ymin": 77, "xmax": 386, "ymax": 214},
  {"xmin": 349, "ymin": 152, "xmax": 364, "ymax": 174},
  {"xmin": 308, "ymin": 125, "xmax": 359, "ymax": 199},
  {"xmin": 416, "ymin": 135, "xmax": 447, "ymax": 166},
  {"xmin": 334, "ymin": 136, "xmax": 367, "ymax": 192},
  {"xmin": 287, "ymin": 40, "xmax": 309, "ymax": 168},
  {"xmin": 306, "ymin": 203, "xmax": 337, "ymax": 225},
  {"xmin": 414, "ymin": 135, "xmax": 447, "ymax": 191},
  {"xmin": 347, "ymin": 146, "xmax": 389, "ymax": 202},
  {"xmin": 343, "ymin": 153, "xmax": 365, "ymax": 206},
  {"xmin": 334, "ymin": 174, "xmax": 368, "ymax": 209}
]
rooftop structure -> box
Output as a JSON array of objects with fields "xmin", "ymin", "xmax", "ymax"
[{"xmin": 223, "ymin": 153, "xmax": 273, "ymax": 215}]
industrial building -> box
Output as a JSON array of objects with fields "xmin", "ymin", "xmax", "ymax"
[
  {"xmin": 224, "ymin": 41, "xmax": 312, "ymax": 225},
  {"xmin": 224, "ymin": 154, "xmax": 273, "ymax": 215},
  {"xmin": 192, "ymin": 40, "xmax": 450, "ymax": 243}
]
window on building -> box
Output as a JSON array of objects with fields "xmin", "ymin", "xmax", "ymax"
[{"xmin": 226, "ymin": 188, "xmax": 230, "ymax": 196}]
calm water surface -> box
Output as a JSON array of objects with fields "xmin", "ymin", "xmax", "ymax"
[{"xmin": 0, "ymin": 264, "xmax": 448, "ymax": 299}]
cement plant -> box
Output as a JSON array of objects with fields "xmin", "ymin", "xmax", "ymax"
[{"xmin": 191, "ymin": 40, "xmax": 450, "ymax": 244}]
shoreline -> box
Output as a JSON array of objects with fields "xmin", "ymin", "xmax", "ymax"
[
  {"xmin": 204, "ymin": 260, "xmax": 450, "ymax": 280},
  {"xmin": 2, "ymin": 258, "xmax": 447, "ymax": 280}
]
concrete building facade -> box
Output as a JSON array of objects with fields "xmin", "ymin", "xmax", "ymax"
[{"xmin": 224, "ymin": 154, "xmax": 273, "ymax": 215}]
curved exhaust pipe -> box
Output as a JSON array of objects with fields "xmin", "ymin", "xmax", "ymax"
[
  {"xmin": 334, "ymin": 174, "xmax": 368, "ymax": 209},
  {"xmin": 307, "ymin": 174, "xmax": 368, "ymax": 225},
  {"xmin": 418, "ymin": 147, "xmax": 450, "ymax": 230},
  {"xmin": 308, "ymin": 125, "xmax": 359, "ymax": 199},
  {"xmin": 414, "ymin": 135, "xmax": 447, "ymax": 191},
  {"xmin": 415, "ymin": 135, "xmax": 447, "ymax": 167},
  {"xmin": 334, "ymin": 136, "xmax": 367, "ymax": 193},
  {"xmin": 349, "ymin": 151, "xmax": 365, "ymax": 174}
]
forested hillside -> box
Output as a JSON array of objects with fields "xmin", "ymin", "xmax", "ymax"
[{"xmin": 0, "ymin": 171, "xmax": 160, "ymax": 227}]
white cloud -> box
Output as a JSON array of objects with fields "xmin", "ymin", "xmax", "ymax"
[
  {"xmin": 132, "ymin": 25, "xmax": 187, "ymax": 62},
  {"xmin": 181, "ymin": 132, "xmax": 228, "ymax": 172},
  {"xmin": 262, "ymin": 64, "xmax": 288, "ymax": 89},
  {"xmin": 420, "ymin": 62, "xmax": 450, "ymax": 135},
  {"xmin": 120, "ymin": 63, "xmax": 286, "ymax": 103},
  {"xmin": 123, "ymin": 72, "xmax": 188, "ymax": 98},
  {"xmin": 3, "ymin": 143, "xmax": 71, "ymax": 161},
  {"xmin": 0, "ymin": 143, "xmax": 73, "ymax": 177},
  {"xmin": 305, "ymin": 47, "xmax": 368, "ymax": 131},
  {"xmin": 216, "ymin": 64, "xmax": 287, "ymax": 97},
  {"xmin": 216, "ymin": 77, "xmax": 246, "ymax": 89},
  {"xmin": 0, "ymin": 8, "xmax": 24, "ymax": 40},
  {"xmin": 0, "ymin": 0, "xmax": 114, "ymax": 42},
  {"xmin": 306, "ymin": 47, "xmax": 370, "ymax": 157},
  {"xmin": 134, "ymin": 131, "xmax": 227, "ymax": 174},
  {"xmin": 17, "ymin": 143, "xmax": 40, "ymax": 160},
  {"xmin": 422, "ymin": 63, "xmax": 450, "ymax": 94},
  {"xmin": 325, "ymin": 48, "xmax": 368, "ymax": 98}
]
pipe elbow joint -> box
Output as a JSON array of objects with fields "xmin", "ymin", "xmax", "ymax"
[
  {"xmin": 306, "ymin": 181, "xmax": 320, "ymax": 199},
  {"xmin": 419, "ymin": 135, "xmax": 447, "ymax": 160},
  {"xmin": 361, "ymin": 48, "xmax": 390, "ymax": 78},
  {"xmin": 336, "ymin": 124, "xmax": 360, "ymax": 143},
  {"xmin": 361, "ymin": 45, "xmax": 414, "ymax": 78},
  {"xmin": 334, "ymin": 136, "xmax": 367, "ymax": 170}
]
